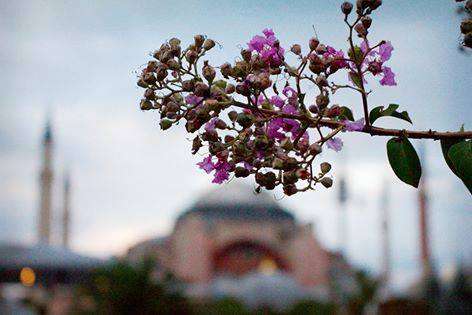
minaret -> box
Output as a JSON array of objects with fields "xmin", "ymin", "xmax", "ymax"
[
  {"xmin": 62, "ymin": 172, "xmax": 71, "ymax": 249},
  {"xmin": 380, "ymin": 180, "xmax": 391, "ymax": 287},
  {"xmin": 418, "ymin": 143, "xmax": 432, "ymax": 278},
  {"xmin": 38, "ymin": 120, "xmax": 53, "ymax": 245},
  {"xmin": 338, "ymin": 175, "xmax": 348, "ymax": 254}
]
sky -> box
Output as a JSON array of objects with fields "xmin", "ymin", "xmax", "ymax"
[{"xmin": 0, "ymin": 0, "xmax": 471, "ymax": 291}]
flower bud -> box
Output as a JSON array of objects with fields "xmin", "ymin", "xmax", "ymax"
[
  {"xmin": 146, "ymin": 60, "xmax": 158, "ymax": 72},
  {"xmin": 220, "ymin": 62, "xmax": 233, "ymax": 78},
  {"xmin": 202, "ymin": 63, "xmax": 216, "ymax": 82},
  {"xmin": 182, "ymin": 79, "xmax": 195, "ymax": 92},
  {"xmin": 144, "ymin": 88, "xmax": 155, "ymax": 100},
  {"xmin": 341, "ymin": 2, "xmax": 353, "ymax": 15},
  {"xmin": 228, "ymin": 111, "xmax": 238, "ymax": 121},
  {"xmin": 137, "ymin": 78, "xmax": 148, "ymax": 88},
  {"xmin": 283, "ymin": 184, "xmax": 298, "ymax": 196},
  {"xmin": 316, "ymin": 94, "xmax": 330, "ymax": 108},
  {"xmin": 225, "ymin": 84, "xmax": 236, "ymax": 94},
  {"xmin": 296, "ymin": 169, "xmax": 310, "ymax": 180},
  {"xmin": 160, "ymin": 119, "xmax": 173, "ymax": 130},
  {"xmin": 320, "ymin": 177, "xmax": 333, "ymax": 188},
  {"xmin": 283, "ymin": 157, "xmax": 298, "ymax": 171},
  {"xmin": 215, "ymin": 119, "xmax": 227, "ymax": 129},
  {"xmin": 315, "ymin": 44, "xmax": 327, "ymax": 55},
  {"xmin": 185, "ymin": 50, "xmax": 198, "ymax": 64},
  {"xmin": 320, "ymin": 162, "xmax": 331, "ymax": 174},
  {"xmin": 464, "ymin": 32, "xmax": 472, "ymax": 48},
  {"xmin": 236, "ymin": 83, "xmax": 250, "ymax": 96},
  {"xmin": 309, "ymin": 143, "xmax": 322, "ymax": 156},
  {"xmin": 280, "ymin": 138, "xmax": 294, "ymax": 151},
  {"xmin": 461, "ymin": 19, "xmax": 472, "ymax": 34},
  {"xmin": 361, "ymin": 16, "xmax": 372, "ymax": 29},
  {"xmin": 140, "ymin": 99, "xmax": 153, "ymax": 111},
  {"xmin": 143, "ymin": 73, "xmax": 157, "ymax": 85},
  {"xmin": 169, "ymin": 37, "xmax": 181, "ymax": 47},
  {"xmin": 241, "ymin": 49, "xmax": 252, "ymax": 62},
  {"xmin": 327, "ymin": 105, "xmax": 341, "ymax": 117},
  {"xmin": 194, "ymin": 82, "xmax": 209, "ymax": 97},
  {"xmin": 237, "ymin": 113, "xmax": 253, "ymax": 128},
  {"xmin": 235, "ymin": 166, "xmax": 250, "ymax": 178},
  {"xmin": 315, "ymin": 74, "xmax": 328, "ymax": 87},
  {"xmin": 367, "ymin": 61, "xmax": 382, "ymax": 75},
  {"xmin": 254, "ymin": 135, "xmax": 270, "ymax": 150},
  {"xmin": 194, "ymin": 34, "xmax": 205, "ymax": 48},
  {"xmin": 203, "ymin": 39, "xmax": 216, "ymax": 50},
  {"xmin": 192, "ymin": 136, "xmax": 202, "ymax": 154},
  {"xmin": 166, "ymin": 59, "xmax": 180, "ymax": 70},
  {"xmin": 369, "ymin": 0, "xmax": 382, "ymax": 10},
  {"xmin": 354, "ymin": 23, "xmax": 367, "ymax": 37},
  {"xmin": 283, "ymin": 172, "xmax": 298, "ymax": 185},
  {"xmin": 309, "ymin": 104, "xmax": 319, "ymax": 114},
  {"xmin": 290, "ymin": 44, "xmax": 302, "ymax": 55}
]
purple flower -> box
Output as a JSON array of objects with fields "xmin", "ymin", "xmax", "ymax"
[
  {"xmin": 379, "ymin": 41, "xmax": 394, "ymax": 62},
  {"xmin": 262, "ymin": 28, "xmax": 275, "ymax": 37},
  {"xmin": 267, "ymin": 118, "xmax": 285, "ymax": 140},
  {"xmin": 185, "ymin": 94, "xmax": 203, "ymax": 105},
  {"xmin": 243, "ymin": 161, "xmax": 253, "ymax": 171},
  {"xmin": 212, "ymin": 159, "xmax": 231, "ymax": 184},
  {"xmin": 204, "ymin": 117, "xmax": 218, "ymax": 132},
  {"xmin": 343, "ymin": 118, "xmax": 365, "ymax": 132},
  {"xmin": 197, "ymin": 155, "xmax": 215, "ymax": 174},
  {"xmin": 324, "ymin": 46, "xmax": 348, "ymax": 69},
  {"xmin": 282, "ymin": 86, "xmax": 298, "ymax": 106},
  {"xmin": 270, "ymin": 95, "xmax": 285, "ymax": 108},
  {"xmin": 327, "ymin": 137, "xmax": 343, "ymax": 152},
  {"xmin": 248, "ymin": 35, "xmax": 267, "ymax": 52},
  {"xmin": 379, "ymin": 66, "xmax": 397, "ymax": 86}
]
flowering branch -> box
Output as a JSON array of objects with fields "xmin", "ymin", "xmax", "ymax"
[{"xmin": 136, "ymin": 0, "xmax": 472, "ymax": 195}]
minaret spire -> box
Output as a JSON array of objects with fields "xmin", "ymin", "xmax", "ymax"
[
  {"xmin": 62, "ymin": 171, "xmax": 71, "ymax": 249},
  {"xmin": 380, "ymin": 179, "xmax": 391, "ymax": 288},
  {"xmin": 418, "ymin": 142, "xmax": 432, "ymax": 278},
  {"xmin": 38, "ymin": 118, "xmax": 54, "ymax": 244}
]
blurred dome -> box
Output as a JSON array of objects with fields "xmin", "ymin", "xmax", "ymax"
[{"xmin": 179, "ymin": 181, "xmax": 294, "ymax": 222}]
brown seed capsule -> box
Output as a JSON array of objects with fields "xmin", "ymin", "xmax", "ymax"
[
  {"xmin": 320, "ymin": 177, "xmax": 333, "ymax": 188},
  {"xmin": 144, "ymin": 88, "xmax": 155, "ymax": 100},
  {"xmin": 235, "ymin": 166, "xmax": 250, "ymax": 178},
  {"xmin": 354, "ymin": 23, "xmax": 367, "ymax": 37},
  {"xmin": 361, "ymin": 16, "xmax": 372, "ymax": 29},
  {"xmin": 192, "ymin": 136, "xmax": 202, "ymax": 154},
  {"xmin": 169, "ymin": 37, "xmax": 181, "ymax": 47},
  {"xmin": 160, "ymin": 119, "xmax": 173, "ymax": 130},
  {"xmin": 194, "ymin": 35, "xmax": 205, "ymax": 48},
  {"xmin": 320, "ymin": 162, "xmax": 332, "ymax": 174},
  {"xmin": 220, "ymin": 62, "xmax": 233, "ymax": 77},
  {"xmin": 228, "ymin": 111, "xmax": 238, "ymax": 121},
  {"xmin": 202, "ymin": 63, "xmax": 216, "ymax": 82},
  {"xmin": 194, "ymin": 82, "xmax": 209, "ymax": 97},
  {"xmin": 290, "ymin": 44, "xmax": 302, "ymax": 55},
  {"xmin": 369, "ymin": 0, "xmax": 382, "ymax": 10},
  {"xmin": 146, "ymin": 60, "xmax": 158, "ymax": 72},
  {"xmin": 464, "ymin": 32, "xmax": 472, "ymax": 48},
  {"xmin": 316, "ymin": 94, "xmax": 330, "ymax": 108},
  {"xmin": 182, "ymin": 79, "xmax": 195, "ymax": 92},
  {"xmin": 225, "ymin": 83, "xmax": 236, "ymax": 94},
  {"xmin": 308, "ymin": 104, "xmax": 319, "ymax": 114},
  {"xmin": 461, "ymin": 20, "xmax": 472, "ymax": 34},
  {"xmin": 185, "ymin": 50, "xmax": 198, "ymax": 64},
  {"xmin": 309, "ymin": 37, "xmax": 320, "ymax": 51},
  {"xmin": 241, "ymin": 49, "xmax": 252, "ymax": 62},
  {"xmin": 203, "ymin": 39, "xmax": 216, "ymax": 50},
  {"xmin": 315, "ymin": 74, "xmax": 328, "ymax": 87},
  {"xmin": 283, "ymin": 184, "xmax": 298, "ymax": 196},
  {"xmin": 166, "ymin": 59, "xmax": 180, "ymax": 70},
  {"xmin": 341, "ymin": 2, "xmax": 353, "ymax": 15},
  {"xmin": 140, "ymin": 99, "xmax": 153, "ymax": 111},
  {"xmin": 309, "ymin": 143, "xmax": 322, "ymax": 156},
  {"xmin": 143, "ymin": 72, "xmax": 157, "ymax": 84},
  {"xmin": 137, "ymin": 78, "xmax": 148, "ymax": 88}
]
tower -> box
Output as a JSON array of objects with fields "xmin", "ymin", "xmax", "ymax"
[
  {"xmin": 62, "ymin": 172, "xmax": 71, "ymax": 249},
  {"xmin": 380, "ymin": 180, "xmax": 391, "ymax": 287},
  {"xmin": 38, "ymin": 120, "xmax": 53, "ymax": 244},
  {"xmin": 338, "ymin": 175, "xmax": 348, "ymax": 254},
  {"xmin": 418, "ymin": 143, "xmax": 432, "ymax": 278}
]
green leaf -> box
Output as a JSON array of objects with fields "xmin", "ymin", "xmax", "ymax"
[
  {"xmin": 447, "ymin": 140, "xmax": 472, "ymax": 194},
  {"xmin": 370, "ymin": 104, "xmax": 412, "ymax": 125},
  {"xmin": 387, "ymin": 137, "xmax": 422, "ymax": 188},
  {"xmin": 348, "ymin": 46, "xmax": 363, "ymax": 64},
  {"xmin": 339, "ymin": 106, "xmax": 354, "ymax": 121},
  {"xmin": 349, "ymin": 72, "xmax": 363, "ymax": 89},
  {"xmin": 440, "ymin": 137, "xmax": 462, "ymax": 177}
]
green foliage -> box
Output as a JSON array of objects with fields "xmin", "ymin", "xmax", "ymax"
[
  {"xmin": 74, "ymin": 259, "xmax": 191, "ymax": 315},
  {"xmin": 348, "ymin": 270, "xmax": 381, "ymax": 315},
  {"xmin": 349, "ymin": 72, "xmax": 363, "ymax": 89},
  {"xmin": 440, "ymin": 137, "xmax": 463, "ymax": 178},
  {"xmin": 447, "ymin": 140, "xmax": 472, "ymax": 194},
  {"xmin": 339, "ymin": 106, "xmax": 354, "ymax": 121},
  {"xmin": 288, "ymin": 300, "xmax": 337, "ymax": 315},
  {"xmin": 195, "ymin": 298, "xmax": 250, "ymax": 315},
  {"xmin": 387, "ymin": 137, "xmax": 422, "ymax": 188},
  {"xmin": 369, "ymin": 104, "xmax": 412, "ymax": 125}
]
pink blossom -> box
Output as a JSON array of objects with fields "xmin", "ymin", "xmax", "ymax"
[
  {"xmin": 282, "ymin": 86, "xmax": 298, "ymax": 105},
  {"xmin": 267, "ymin": 118, "xmax": 285, "ymax": 140},
  {"xmin": 379, "ymin": 66, "xmax": 397, "ymax": 86},
  {"xmin": 327, "ymin": 137, "xmax": 343, "ymax": 152},
  {"xmin": 212, "ymin": 159, "xmax": 231, "ymax": 184},
  {"xmin": 343, "ymin": 118, "xmax": 365, "ymax": 132},
  {"xmin": 243, "ymin": 161, "xmax": 253, "ymax": 171},
  {"xmin": 379, "ymin": 41, "xmax": 394, "ymax": 62},
  {"xmin": 270, "ymin": 95, "xmax": 285, "ymax": 108},
  {"xmin": 324, "ymin": 46, "xmax": 348, "ymax": 69},
  {"xmin": 262, "ymin": 28, "xmax": 275, "ymax": 37},
  {"xmin": 185, "ymin": 94, "xmax": 203, "ymax": 105},
  {"xmin": 197, "ymin": 155, "xmax": 215, "ymax": 174},
  {"xmin": 248, "ymin": 35, "xmax": 267, "ymax": 52}
]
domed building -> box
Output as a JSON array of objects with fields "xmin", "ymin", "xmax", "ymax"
[{"xmin": 126, "ymin": 182, "xmax": 349, "ymax": 300}]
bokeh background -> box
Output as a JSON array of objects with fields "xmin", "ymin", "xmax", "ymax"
[{"xmin": 1, "ymin": 0, "xmax": 470, "ymax": 292}]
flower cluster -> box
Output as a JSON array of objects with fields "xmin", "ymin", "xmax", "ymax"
[{"xmin": 136, "ymin": 0, "xmax": 396, "ymax": 195}]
